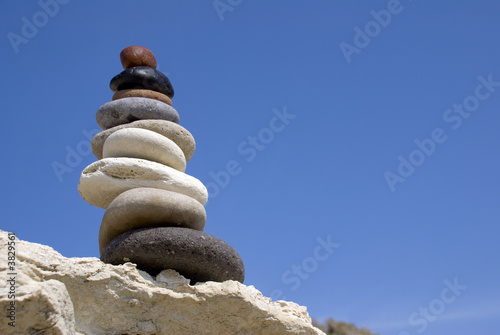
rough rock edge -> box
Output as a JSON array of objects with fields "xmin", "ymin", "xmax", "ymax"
[{"xmin": 0, "ymin": 231, "xmax": 325, "ymax": 335}]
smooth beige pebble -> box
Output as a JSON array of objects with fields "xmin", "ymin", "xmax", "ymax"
[
  {"xmin": 91, "ymin": 119, "xmax": 196, "ymax": 162},
  {"xmin": 99, "ymin": 187, "xmax": 206, "ymax": 254},
  {"xmin": 103, "ymin": 128, "xmax": 186, "ymax": 172}
]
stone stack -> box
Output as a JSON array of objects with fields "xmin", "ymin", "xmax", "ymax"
[{"xmin": 78, "ymin": 46, "xmax": 244, "ymax": 284}]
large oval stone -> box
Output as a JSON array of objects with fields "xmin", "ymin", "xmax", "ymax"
[
  {"xmin": 91, "ymin": 120, "xmax": 195, "ymax": 162},
  {"xmin": 99, "ymin": 188, "xmax": 206, "ymax": 254},
  {"xmin": 110, "ymin": 67, "xmax": 174, "ymax": 98},
  {"xmin": 101, "ymin": 227, "xmax": 245, "ymax": 284},
  {"xmin": 78, "ymin": 157, "xmax": 208, "ymax": 209},
  {"xmin": 120, "ymin": 46, "xmax": 157, "ymax": 69},
  {"xmin": 96, "ymin": 97, "xmax": 179, "ymax": 130},
  {"xmin": 103, "ymin": 128, "xmax": 186, "ymax": 172},
  {"xmin": 112, "ymin": 89, "xmax": 172, "ymax": 106}
]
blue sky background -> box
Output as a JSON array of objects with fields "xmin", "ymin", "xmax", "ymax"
[{"xmin": 2, "ymin": 1, "xmax": 500, "ymax": 334}]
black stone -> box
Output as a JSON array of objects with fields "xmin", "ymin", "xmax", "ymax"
[
  {"xmin": 110, "ymin": 67, "xmax": 174, "ymax": 98},
  {"xmin": 101, "ymin": 227, "xmax": 245, "ymax": 284}
]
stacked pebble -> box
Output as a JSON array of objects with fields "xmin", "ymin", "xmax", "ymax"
[{"xmin": 78, "ymin": 46, "xmax": 245, "ymax": 284}]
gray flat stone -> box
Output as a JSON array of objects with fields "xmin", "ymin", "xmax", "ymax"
[
  {"xmin": 91, "ymin": 119, "xmax": 196, "ymax": 162},
  {"xmin": 101, "ymin": 227, "xmax": 245, "ymax": 284},
  {"xmin": 99, "ymin": 188, "xmax": 206, "ymax": 253},
  {"xmin": 96, "ymin": 97, "xmax": 179, "ymax": 130}
]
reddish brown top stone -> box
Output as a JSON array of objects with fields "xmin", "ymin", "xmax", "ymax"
[{"xmin": 120, "ymin": 46, "xmax": 157, "ymax": 69}]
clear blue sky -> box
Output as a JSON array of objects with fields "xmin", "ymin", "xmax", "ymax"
[{"xmin": 2, "ymin": 1, "xmax": 500, "ymax": 334}]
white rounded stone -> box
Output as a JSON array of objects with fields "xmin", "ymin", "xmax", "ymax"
[
  {"xmin": 103, "ymin": 128, "xmax": 186, "ymax": 172},
  {"xmin": 78, "ymin": 157, "xmax": 208, "ymax": 209},
  {"xmin": 91, "ymin": 120, "xmax": 196, "ymax": 162}
]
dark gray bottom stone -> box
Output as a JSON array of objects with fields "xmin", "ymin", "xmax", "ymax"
[{"xmin": 100, "ymin": 227, "xmax": 245, "ymax": 284}]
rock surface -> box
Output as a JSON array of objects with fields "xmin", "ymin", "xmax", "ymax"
[
  {"xmin": 0, "ymin": 231, "xmax": 324, "ymax": 335},
  {"xmin": 1, "ymin": 279, "xmax": 78, "ymax": 335}
]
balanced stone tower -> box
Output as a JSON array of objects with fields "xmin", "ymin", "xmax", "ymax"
[{"xmin": 78, "ymin": 46, "xmax": 244, "ymax": 284}]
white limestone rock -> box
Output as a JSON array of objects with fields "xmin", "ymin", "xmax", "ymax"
[
  {"xmin": 0, "ymin": 278, "xmax": 79, "ymax": 335},
  {"xmin": 0, "ymin": 231, "xmax": 325, "ymax": 335}
]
